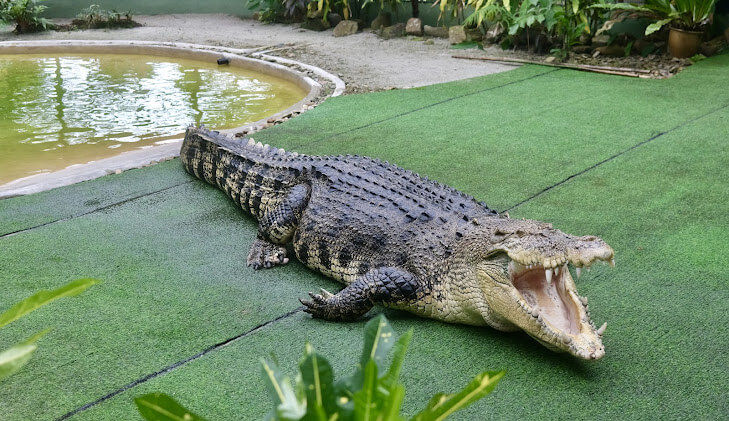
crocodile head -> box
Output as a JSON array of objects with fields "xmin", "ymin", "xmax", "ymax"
[{"xmin": 468, "ymin": 217, "xmax": 614, "ymax": 360}]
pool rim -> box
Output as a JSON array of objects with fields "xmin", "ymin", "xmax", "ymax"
[{"xmin": 0, "ymin": 40, "xmax": 344, "ymax": 199}]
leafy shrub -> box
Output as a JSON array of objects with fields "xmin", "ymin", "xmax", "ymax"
[
  {"xmin": 72, "ymin": 4, "xmax": 138, "ymax": 29},
  {"xmin": 463, "ymin": 0, "xmax": 606, "ymax": 55},
  {"xmin": 135, "ymin": 315, "xmax": 505, "ymax": 420},
  {"xmin": 591, "ymin": 0, "xmax": 718, "ymax": 35},
  {"xmin": 0, "ymin": 0, "xmax": 53, "ymax": 33},
  {"xmin": 249, "ymin": 0, "xmax": 288, "ymax": 22},
  {"xmin": 0, "ymin": 278, "xmax": 98, "ymax": 382}
]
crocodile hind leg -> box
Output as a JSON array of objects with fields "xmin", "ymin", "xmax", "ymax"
[
  {"xmin": 247, "ymin": 183, "xmax": 310, "ymax": 270},
  {"xmin": 300, "ymin": 267, "xmax": 422, "ymax": 320}
]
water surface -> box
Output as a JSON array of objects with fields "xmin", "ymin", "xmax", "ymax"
[{"xmin": 0, "ymin": 53, "xmax": 306, "ymax": 184}]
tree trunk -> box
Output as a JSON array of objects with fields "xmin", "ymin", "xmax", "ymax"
[{"xmin": 411, "ymin": 0, "xmax": 419, "ymax": 18}]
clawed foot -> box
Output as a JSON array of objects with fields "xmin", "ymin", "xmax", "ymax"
[
  {"xmin": 247, "ymin": 238, "xmax": 289, "ymax": 270},
  {"xmin": 300, "ymin": 289, "xmax": 338, "ymax": 319}
]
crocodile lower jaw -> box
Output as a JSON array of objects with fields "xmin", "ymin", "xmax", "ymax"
[{"xmin": 508, "ymin": 260, "xmax": 608, "ymax": 360}]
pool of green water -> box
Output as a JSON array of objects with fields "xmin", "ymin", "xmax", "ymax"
[{"xmin": 0, "ymin": 53, "xmax": 307, "ymax": 185}]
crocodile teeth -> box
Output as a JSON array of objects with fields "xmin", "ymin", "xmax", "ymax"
[
  {"xmin": 554, "ymin": 266, "xmax": 559, "ymax": 276},
  {"xmin": 545, "ymin": 269, "xmax": 553, "ymax": 284},
  {"xmin": 597, "ymin": 322, "xmax": 607, "ymax": 336},
  {"xmin": 575, "ymin": 267, "xmax": 582, "ymax": 278}
]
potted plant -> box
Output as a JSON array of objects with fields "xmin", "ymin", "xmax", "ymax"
[{"xmin": 592, "ymin": 0, "xmax": 718, "ymax": 58}]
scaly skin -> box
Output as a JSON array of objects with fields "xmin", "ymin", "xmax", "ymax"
[{"xmin": 181, "ymin": 127, "xmax": 615, "ymax": 360}]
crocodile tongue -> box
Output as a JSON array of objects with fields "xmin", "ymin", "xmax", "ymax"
[{"xmin": 511, "ymin": 265, "xmax": 580, "ymax": 335}]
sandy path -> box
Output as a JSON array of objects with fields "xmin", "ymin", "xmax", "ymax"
[{"xmin": 0, "ymin": 14, "xmax": 517, "ymax": 92}]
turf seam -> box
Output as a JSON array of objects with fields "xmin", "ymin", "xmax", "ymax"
[
  {"xmin": 502, "ymin": 101, "xmax": 729, "ymax": 213},
  {"xmin": 293, "ymin": 68, "xmax": 561, "ymax": 148},
  {"xmin": 56, "ymin": 307, "xmax": 302, "ymax": 420},
  {"xmin": 0, "ymin": 180, "xmax": 193, "ymax": 239}
]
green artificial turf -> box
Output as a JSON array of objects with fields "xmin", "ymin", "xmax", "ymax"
[{"xmin": 1, "ymin": 55, "xmax": 728, "ymax": 420}]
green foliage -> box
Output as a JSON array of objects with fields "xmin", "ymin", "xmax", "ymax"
[
  {"xmin": 135, "ymin": 393, "xmax": 207, "ymax": 421},
  {"xmin": 0, "ymin": 278, "xmax": 98, "ymax": 382},
  {"xmin": 591, "ymin": 0, "xmax": 718, "ymax": 34},
  {"xmin": 262, "ymin": 314, "xmax": 505, "ymax": 420},
  {"xmin": 0, "ymin": 0, "xmax": 53, "ymax": 33},
  {"xmin": 506, "ymin": 0, "xmax": 560, "ymax": 36},
  {"xmin": 434, "ymin": 0, "xmax": 468, "ymax": 23},
  {"xmin": 248, "ymin": 0, "xmax": 287, "ymax": 22},
  {"xmin": 411, "ymin": 371, "xmax": 504, "ymax": 420},
  {"xmin": 72, "ymin": 4, "xmax": 137, "ymax": 29},
  {"xmin": 260, "ymin": 358, "xmax": 306, "ymax": 419},
  {"xmin": 464, "ymin": 0, "xmax": 513, "ymax": 29},
  {"xmin": 464, "ymin": 0, "xmax": 607, "ymax": 55},
  {"xmin": 137, "ymin": 315, "xmax": 504, "ymax": 421}
]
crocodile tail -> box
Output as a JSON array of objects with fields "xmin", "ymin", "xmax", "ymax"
[
  {"xmin": 180, "ymin": 125, "xmax": 232, "ymax": 185},
  {"xmin": 179, "ymin": 126, "xmax": 306, "ymax": 218},
  {"xmin": 180, "ymin": 125, "xmax": 300, "ymax": 179}
]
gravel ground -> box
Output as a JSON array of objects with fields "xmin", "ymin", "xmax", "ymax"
[{"xmin": 0, "ymin": 14, "xmax": 517, "ymax": 93}]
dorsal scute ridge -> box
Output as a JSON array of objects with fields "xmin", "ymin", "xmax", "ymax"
[{"xmin": 190, "ymin": 127, "xmax": 493, "ymax": 212}]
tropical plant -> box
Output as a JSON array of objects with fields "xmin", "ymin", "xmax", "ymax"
[
  {"xmin": 0, "ymin": 278, "xmax": 98, "ymax": 382},
  {"xmin": 0, "ymin": 0, "xmax": 53, "ymax": 33},
  {"xmin": 248, "ymin": 0, "xmax": 288, "ymax": 22},
  {"xmin": 591, "ymin": 0, "xmax": 718, "ymax": 35},
  {"xmin": 135, "ymin": 315, "xmax": 505, "ymax": 421},
  {"xmin": 464, "ymin": 0, "xmax": 512, "ymax": 29},
  {"xmin": 465, "ymin": 0, "xmax": 605, "ymax": 55},
  {"xmin": 434, "ymin": 0, "xmax": 469, "ymax": 24}
]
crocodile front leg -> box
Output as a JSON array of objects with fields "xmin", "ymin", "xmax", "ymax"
[
  {"xmin": 247, "ymin": 183, "xmax": 310, "ymax": 270},
  {"xmin": 300, "ymin": 267, "xmax": 421, "ymax": 320}
]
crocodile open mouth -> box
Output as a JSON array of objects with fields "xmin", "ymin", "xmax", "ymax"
[
  {"xmin": 507, "ymin": 260, "xmax": 608, "ymax": 359},
  {"xmin": 510, "ymin": 262, "xmax": 580, "ymax": 335}
]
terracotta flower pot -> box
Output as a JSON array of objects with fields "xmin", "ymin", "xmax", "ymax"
[{"xmin": 668, "ymin": 27, "xmax": 703, "ymax": 58}]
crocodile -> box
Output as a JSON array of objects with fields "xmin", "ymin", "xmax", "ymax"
[{"xmin": 180, "ymin": 127, "xmax": 615, "ymax": 360}]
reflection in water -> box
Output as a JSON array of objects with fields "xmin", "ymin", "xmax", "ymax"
[{"xmin": 0, "ymin": 54, "xmax": 306, "ymax": 184}]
